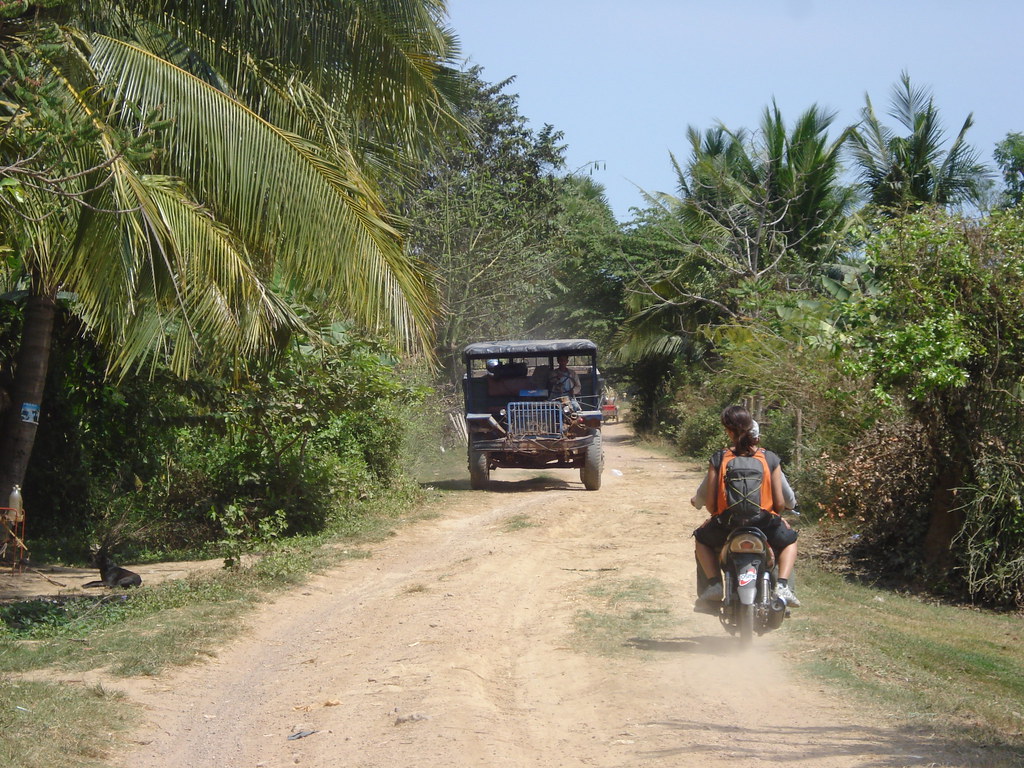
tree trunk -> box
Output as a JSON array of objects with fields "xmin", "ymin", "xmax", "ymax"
[
  {"xmin": 921, "ymin": 466, "xmax": 965, "ymax": 576},
  {"xmin": 0, "ymin": 290, "xmax": 57, "ymax": 502},
  {"xmin": 920, "ymin": 401, "xmax": 972, "ymax": 579}
]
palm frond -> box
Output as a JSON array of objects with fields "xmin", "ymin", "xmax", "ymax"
[
  {"xmin": 89, "ymin": 34, "xmax": 435, "ymax": 351},
  {"xmin": 852, "ymin": 73, "xmax": 988, "ymax": 208},
  {"xmin": 121, "ymin": 0, "xmax": 469, "ymax": 154},
  {"xmin": 95, "ymin": 175, "xmax": 309, "ymax": 377}
]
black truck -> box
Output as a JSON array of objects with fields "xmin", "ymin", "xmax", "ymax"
[{"xmin": 461, "ymin": 339, "xmax": 605, "ymax": 490}]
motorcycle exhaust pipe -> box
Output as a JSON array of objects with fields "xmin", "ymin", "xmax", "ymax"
[{"xmin": 766, "ymin": 595, "xmax": 787, "ymax": 629}]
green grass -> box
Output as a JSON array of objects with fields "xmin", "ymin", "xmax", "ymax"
[
  {"xmin": 789, "ymin": 559, "xmax": 1024, "ymax": 756},
  {"xmin": 0, "ymin": 487, "xmax": 423, "ymax": 768},
  {"xmin": 572, "ymin": 576, "xmax": 678, "ymax": 656},
  {"xmin": 0, "ymin": 679, "xmax": 132, "ymax": 768},
  {"xmin": 502, "ymin": 513, "xmax": 535, "ymax": 531}
]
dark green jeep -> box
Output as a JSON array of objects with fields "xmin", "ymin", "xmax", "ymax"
[{"xmin": 461, "ymin": 339, "xmax": 605, "ymax": 490}]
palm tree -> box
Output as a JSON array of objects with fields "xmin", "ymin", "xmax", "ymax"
[
  {"xmin": 674, "ymin": 102, "xmax": 854, "ymax": 279},
  {"xmin": 618, "ymin": 103, "xmax": 854, "ymax": 363},
  {"xmin": 850, "ymin": 71, "xmax": 989, "ymax": 210},
  {"xmin": 612, "ymin": 103, "xmax": 857, "ymax": 428},
  {"xmin": 0, "ymin": 1, "xmax": 467, "ymax": 498}
]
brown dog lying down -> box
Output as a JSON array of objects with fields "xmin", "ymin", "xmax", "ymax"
[{"xmin": 82, "ymin": 548, "xmax": 142, "ymax": 588}]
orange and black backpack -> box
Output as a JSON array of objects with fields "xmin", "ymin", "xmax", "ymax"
[{"xmin": 716, "ymin": 448, "xmax": 773, "ymax": 525}]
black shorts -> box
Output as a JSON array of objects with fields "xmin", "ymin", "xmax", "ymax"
[{"xmin": 693, "ymin": 513, "xmax": 798, "ymax": 554}]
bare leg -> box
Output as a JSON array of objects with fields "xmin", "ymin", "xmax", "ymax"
[
  {"xmin": 695, "ymin": 540, "xmax": 718, "ymax": 580},
  {"xmin": 777, "ymin": 542, "xmax": 797, "ymax": 580}
]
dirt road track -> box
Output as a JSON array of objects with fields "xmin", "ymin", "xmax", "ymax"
[{"xmin": 56, "ymin": 423, "xmax": 970, "ymax": 767}]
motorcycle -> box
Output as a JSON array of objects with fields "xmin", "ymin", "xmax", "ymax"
[{"xmin": 696, "ymin": 522, "xmax": 790, "ymax": 644}]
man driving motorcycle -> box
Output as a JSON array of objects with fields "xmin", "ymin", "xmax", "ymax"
[{"xmin": 691, "ymin": 405, "xmax": 800, "ymax": 607}]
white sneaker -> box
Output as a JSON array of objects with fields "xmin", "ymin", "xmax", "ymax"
[
  {"xmin": 698, "ymin": 582, "xmax": 722, "ymax": 602},
  {"xmin": 775, "ymin": 583, "xmax": 801, "ymax": 607}
]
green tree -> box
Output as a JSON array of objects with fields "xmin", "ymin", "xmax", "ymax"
[
  {"xmin": 630, "ymin": 104, "xmax": 853, "ymax": 326},
  {"xmin": 401, "ymin": 68, "xmax": 566, "ymax": 370},
  {"xmin": 993, "ymin": 132, "xmax": 1024, "ymax": 208},
  {"xmin": 850, "ymin": 72, "xmax": 989, "ymax": 211},
  {"xmin": 0, "ymin": 1, "xmax": 466, "ymax": 501},
  {"xmin": 676, "ymin": 104, "xmax": 854, "ymax": 278},
  {"xmin": 839, "ymin": 208, "xmax": 1024, "ymax": 584},
  {"xmin": 614, "ymin": 104, "xmax": 854, "ymax": 430},
  {"xmin": 527, "ymin": 174, "xmax": 627, "ymax": 353},
  {"xmin": 615, "ymin": 202, "xmax": 713, "ymax": 362}
]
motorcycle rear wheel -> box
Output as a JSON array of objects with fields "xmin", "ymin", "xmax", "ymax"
[{"xmin": 738, "ymin": 603, "xmax": 754, "ymax": 645}]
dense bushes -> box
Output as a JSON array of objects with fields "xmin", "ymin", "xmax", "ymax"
[
  {"xmin": 834, "ymin": 210, "xmax": 1024, "ymax": 603},
  {"xmin": 813, "ymin": 418, "xmax": 1024, "ymax": 608},
  {"xmin": 20, "ymin": 326, "xmax": 418, "ymax": 561},
  {"xmin": 670, "ymin": 401, "xmax": 724, "ymax": 459},
  {"xmin": 628, "ymin": 207, "xmax": 1024, "ymax": 607},
  {"xmin": 813, "ymin": 420, "xmax": 935, "ymax": 581}
]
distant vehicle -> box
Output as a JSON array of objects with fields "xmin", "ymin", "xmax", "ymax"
[
  {"xmin": 461, "ymin": 339, "xmax": 604, "ymax": 490},
  {"xmin": 601, "ymin": 394, "xmax": 619, "ymax": 423}
]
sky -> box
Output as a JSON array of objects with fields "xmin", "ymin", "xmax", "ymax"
[{"xmin": 446, "ymin": 0, "xmax": 1024, "ymax": 222}]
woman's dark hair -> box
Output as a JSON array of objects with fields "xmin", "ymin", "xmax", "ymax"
[{"xmin": 721, "ymin": 405, "xmax": 758, "ymax": 456}]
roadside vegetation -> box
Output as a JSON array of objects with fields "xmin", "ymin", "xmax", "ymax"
[
  {"xmin": 792, "ymin": 560, "xmax": 1024, "ymax": 763},
  {"xmin": 0, "ymin": 486, "xmax": 431, "ymax": 768},
  {"xmin": 617, "ymin": 77, "xmax": 1024, "ymax": 615},
  {"xmin": 3, "ymin": 0, "xmax": 1024, "ymax": 764}
]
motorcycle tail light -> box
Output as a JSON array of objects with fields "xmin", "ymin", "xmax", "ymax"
[{"xmin": 729, "ymin": 534, "xmax": 765, "ymax": 554}]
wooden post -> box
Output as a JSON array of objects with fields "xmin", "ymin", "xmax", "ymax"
[{"xmin": 0, "ymin": 512, "xmax": 26, "ymax": 573}]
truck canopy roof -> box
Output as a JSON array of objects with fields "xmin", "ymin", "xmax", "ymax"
[{"xmin": 463, "ymin": 339, "xmax": 597, "ymax": 360}]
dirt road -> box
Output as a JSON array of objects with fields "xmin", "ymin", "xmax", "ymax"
[{"xmin": 57, "ymin": 422, "xmax": 962, "ymax": 767}]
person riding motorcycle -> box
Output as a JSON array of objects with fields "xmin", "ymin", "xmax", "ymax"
[
  {"xmin": 690, "ymin": 421, "xmax": 798, "ymax": 511},
  {"xmin": 692, "ymin": 405, "xmax": 800, "ymax": 607}
]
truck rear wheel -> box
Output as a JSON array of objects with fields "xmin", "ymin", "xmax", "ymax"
[
  {"xmin": 580, "ymin": 429, "xmax": 603, "ymax": 490},
  {"xmin": 469, "ymin": 445, "xmax": 490, "ymax": 490}
]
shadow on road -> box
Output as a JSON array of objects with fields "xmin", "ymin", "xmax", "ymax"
[
  {"xmin": 625, "ymin": 635, "xmax": 748, "ymax": 655},
  {"xmin": 601, "ymin": 431, "xmax": 635, "ymax": 446},
  {"xmin": 633, "ymin": 717, "xmax": 1008, "ymax": 768},
  {"xmin": 423, "ymin": 477, "xmax": 584, "ymax": 493}
]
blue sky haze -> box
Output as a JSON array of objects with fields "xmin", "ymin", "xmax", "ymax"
[{"xmin": 448, "ymin": 1, "xmax": 1024, "ymax": 221}]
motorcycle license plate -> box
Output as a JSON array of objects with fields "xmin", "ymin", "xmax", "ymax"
[{"xmin": 737, "ymin": 565, "xmax": 758, "ymax": 587}]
